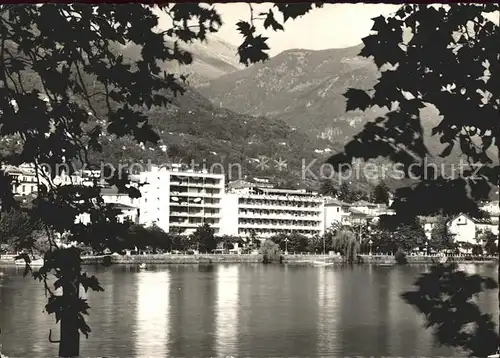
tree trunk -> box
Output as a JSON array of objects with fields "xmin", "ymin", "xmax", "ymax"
[
  {"xmin": 497, "ymin": 134, "xmax": 500, "ymax": 353},
  {"xmin": 58, "ymin": 249, "xmax": 81, "ymax": 357}
]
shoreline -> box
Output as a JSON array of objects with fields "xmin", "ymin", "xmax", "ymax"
[{"xmin": 1, "ymin": 254, "xmax": 497, "ymax": 266}]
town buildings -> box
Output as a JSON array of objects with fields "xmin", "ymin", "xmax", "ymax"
[
  {"xmin": 3, "ymin": 163, "xmax": 499, "ymax": 249},
  {"xmin": 3, "ymin": 163, "xmax": 101, "ymax": 195}
]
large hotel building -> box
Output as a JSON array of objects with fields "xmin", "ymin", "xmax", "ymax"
[
  {"xmin": 135, "ymin": 165, "xmax": 225, "ymax": 235},
  {"xmin": 220, "ymin": 179, "xmax": 325, "ymax": 238}
]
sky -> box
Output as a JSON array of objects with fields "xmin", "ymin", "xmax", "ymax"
[
  {"xmin": 156, "ymin": 3, "xmax": 400, "ymax": 56},
  {"xmin": 212, "ymin": 3, "xmax": 400, "ymax": 55}
]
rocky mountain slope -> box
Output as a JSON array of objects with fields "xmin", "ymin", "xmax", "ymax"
[
  {"xmin": 196, "ymin": 43, "xmax": 500, "ymax": 199},
  {"xmin": 199, "ymin": 44, "xmax": 497, "ymax": 163},
  {"xmin": 198, "ymin": 45, "xmax": 384, "ymax": 143}
]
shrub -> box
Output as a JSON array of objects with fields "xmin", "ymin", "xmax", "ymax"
[
  {"xmin": 260, "ymin": 239, "xmax": 281, "ymax": 264},
  {"xmin": 333, "ymin": 229, "xmax": 359, "ymax": 263},
  {"xmin": 395, "ymin": 249, "xmax": 408, "ymax": 265}
]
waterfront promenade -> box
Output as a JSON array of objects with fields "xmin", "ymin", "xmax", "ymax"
[{"xmin": 0, "ymin": 253, "xmax": 496, "ymax": 266}]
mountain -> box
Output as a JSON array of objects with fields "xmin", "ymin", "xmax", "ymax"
[
  {"xmin": 198, "ymin": 45, "xmax": 384, "ymax": 143},
  {"xmin": 199, "ymin": 44, "xmax": 498, "ymax": 161},
  {"xmin": 119, "ymin": 35, "xmax": 244, "ymax": 87},
  {"xmin": 197, "ymin": 43, "xmax": 500, "ymax": 198}
]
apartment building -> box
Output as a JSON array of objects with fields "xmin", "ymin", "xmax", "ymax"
[
  {"xmin": 220, "ymin": 181, "xmax": 325, "ymax": 238},
  {"xmin": 136, "ymin": 165, "xmax": 225, "ymax": 235}
]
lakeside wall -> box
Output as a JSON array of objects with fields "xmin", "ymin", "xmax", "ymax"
[
  {"xmin": 1, "ymin": 254, "xmax": 497, "ymax": 266},
  {"xmin": 80, "ymin": 254, "xmax": 497, "ymax": 266}
]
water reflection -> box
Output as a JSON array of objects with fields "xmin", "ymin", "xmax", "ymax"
[
  {"xmin": 215, "ymin": 265, "xmax": 239, "ymax": 357},
  {"xmin": 316, "ymin": 267, "xmax": 340, "ymax": 356},
  {"xmin": 168, "ymin": 265, "xmax": 217, "ymax": 357},
  {"xmin": 388, "ymin": 267, "xmax": 405, "ymax": 355},
  {"xmin": 135, "ymin": 270, "xmax": 170, "ymax": 357}
]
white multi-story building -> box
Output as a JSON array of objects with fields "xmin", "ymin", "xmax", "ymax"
[
  {"xmin": 136, "ymin": 165, "xmax": 225, "ymax": 235},
  {"xmin": 220, "ymin": 182, "xmax": 324, "ymax": 238}
]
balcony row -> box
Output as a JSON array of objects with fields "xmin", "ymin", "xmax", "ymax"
[
  {"xmin": 170, "ymin": 212, "xmax": 220, "ymax": 217},
  {"xmin": 239, "ymin": 211, "xmax": 321, "ymax": 220},
  {"xmin": 238, "ymin": 222, "xmax": 321, "ymax": 230},
  {"xmin": 238, "ymin": 195, "xmax": 323, "ymax": 203},
  {"xmin": 238, "ymin": 229, "xmax": 321, "ymax": 237},
  {"xmin": 170, "ymin": 221, "xmax": 219, "ymax": 227},
  {"xmin": 169, "ymin": 201, "xmax": 220, "ymax": 207},
  {"xmin": 238, "ymin": 203, "xmax": 321, "ymax": 211},
  {"xmin": 170, "ymin": 191, "xmax": 221, "ymax": 197},
  {"xmin": 170, "ymin": 181, "xmax": 221, "ymax": 187}
]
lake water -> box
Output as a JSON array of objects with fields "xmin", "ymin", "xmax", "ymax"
[{"xmin": 0, "ymin": 263, "xmax": 498, "ymax": 358}]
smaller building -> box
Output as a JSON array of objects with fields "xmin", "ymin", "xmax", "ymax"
[
  {"xmin": 4, "ymin": 164, "xmax": 44, "ymax": 195},
  {"xmin": 447, "ymin": 214, "xmax": 480, "ymax": 245},
  {"xmin": 474, "ymin": 216, "xmax": 498, "ymax": 236},
  {"xmin": 101, "ymin": 186, "xmax": 139, "ymax": 207},
  {"xmin": 480, "ymin": 200, "xmax": 500, "ymax": 216},
  {"xmin": 75, "ymin": 202, "xmax": 139, "ymax": 225},
  {"xmin": 348, "ymin": 207, "xmax": 377, "ymax": 225},
  {"xmin": 4, "ymin": 164, "xmax": 104, "ymax": 196},
  {"xmin": 108, "ymin": 203, "xmax": 140, "ymax": 224},
  {"xmin": 350, "ymin": 200, "xmax": 378, "ymax": 214},
  {"xmin": 324, "ymin": 198, "xmax": 351, "ymax": 229}
]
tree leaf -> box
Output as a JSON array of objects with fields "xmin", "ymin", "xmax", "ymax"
[
  {"xmin": 275, "ymin": 3, "xmax": 313, "ymax": 22},
  {"xmin": 344, "ymin": 88, "xmax": 372, "ymax": 112},
  {"xmin": 263, "ymin": 9, "xmax": 284, "ymax": 31}
]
